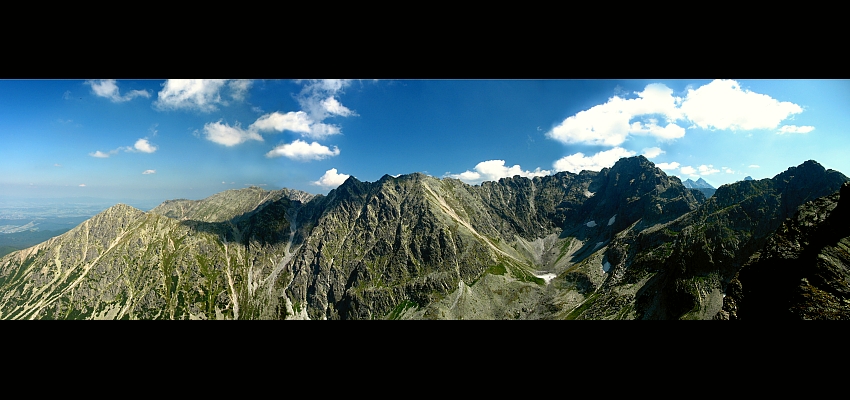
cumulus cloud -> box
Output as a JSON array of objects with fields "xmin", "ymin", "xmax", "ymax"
[
  {"xmin": 134, "ymin": 138, "xmax": 157, "ymax": 153},
  {"xmin": 777, "ymin": 125, "xmax": 815, "ymax": 134},
  {"xmin": 642, "ymin": 147, "xmax": 665, "ymax": 159},
  {"xmin": 142, "ymin": 169, "xmax": 156, "ymax": 174},
  {"xmin": 697, "ymin": 164, "xmax": 720, "ymax": 175},
  {"xmin": 722, "ymin": 166, "xmax": 735, "ymax": 174},
  {"xmin": 228, "ymin": 79, "xmax": 253, "ymax": 101},
  {"xmin": 630, "ymin": 120, "xmax": 686, "ymax": 140},
  {"xmin": 297, "ymin": 79, "xmax": 357, "ymax": 122},
  {"xmin": 154, "ymin": 79, "xmax": 253, "ymax": 112},
  {"xmin": 552, "ymin": 147, "xmax": 636, "ymax": 173},
  {"xmin": 91, "ymin": 137, "xmax": 159, "ymax": 157},
  {"xmin": 447, "ymin": 160, "xmax": 551, "ymax": 185},
  {"xmin": 194, "ymin": 80, "xmax": 356, "ymax": 150},
  {"xmin": 203, "ymin": 120, "xmax": 263, "ymax": 147},
  {"xmin": 247, "ymin": 110, "xmax": 340, "ymax": 139},
  {"xmin": 547, "ymin": 79, "xmax": 810, "ymax": 148},
  {"xmin": 265, "ymin": 139, "xmax": 340, "ymax": 161},
  {"xmin": 85, "ymin": 79, "xmax": 151, "ymax": 102},
  {"xmin": 312, "ymin": 168, "xmax": 350, "ymax": 189},
  {"xmin": 680, "ymin": 80, "xmax": 804, "ymax": 131},
  {"xmin": 321, "ymin": 96, "xmax": 355, "ymax": 117},
  {"xmin": 250, "ymin": 111, "xmax": 312, "ymax": 134},
  {"xmin": 89, "ymin": 150, "xmax": 116, "ymax": 158},
  {"xmin": 546, "ymin": 83, "xmax": 684, "ymax": 146},
  {"xmin": 656, "ymin": 162, "xmax": 680, "ymax": 170},
  {"xmin": 680, "ymin": 166, "xmax": 696, "ymax": 175}
]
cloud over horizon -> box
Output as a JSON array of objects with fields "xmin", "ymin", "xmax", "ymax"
[
  {"xmin": 642, "ymin": 147, "xmax": 665, "ymax": 159},
  {"xmin": 553, "ymin": 147, "xmax": 636, "ymax": 173},
  {"xmin": 312, "ymin": 168, "xmax": 350, "ymax": 189},
  {"xmin": 447, "ymin": 160, "xmax": 550, "ymax": 185}
]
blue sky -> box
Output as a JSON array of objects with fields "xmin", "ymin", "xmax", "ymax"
[{"xmin": 2, "ymin": 79, "xmax": 848, "ymax": 206}]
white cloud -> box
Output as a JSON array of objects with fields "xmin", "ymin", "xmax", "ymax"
[
  {"xmin": 134, "ymin": 138, "xmax": 157, "ymax": 153},
  {"xmin": 228, "ymin": 79, "xmax": 253, "ymax": 101},
  {"xmin": 203, "ymin": 120, "xmax": 263, "ymax": 147},
  {"xmin": 447, "ymin": 160, "xmax": 551, "ymax": 185},
  {"xmin": 245, "ymin": 110, "xmax": 342, "ymax": 140},
  {"xmin": 197, "ymin": 80, "xmax": 356, "ymax": 152},
  {"xmin": 85, "ymin": 79, "xmax": 151, "ymax": 102},
  {"xmin": 54, "ymin": 163, "xmax": 61, "ymax": 167},
  {"xmin": 680, "ymin": 166, "xmax": 696, "ymax": 175},
  {"xmin": 698, "ymin": 164, "xmax": 720, "ymax": 175},
  {"xmin": 749, "ymin": 164, "xmax": 760, "ymax": 168},
  {"xmin": 680, "ymin": 79, "xmax": 804, "ymax": 130},
  {"xmin": 89, "ymin": 150, "xmax": 114, "ymax": 158},
  {"xmin": 321, "ymin": 96, "xmax": 355, "ymax": 117},
  {"xmin": 777, "ymin": 125, "xmax": 815, "ymax": 134},
  {"xmin": 630, "ymin": 120, "xmax": 686, "ymax": 140},
  {"xmin": 79, "ymin": 184, "xmax": 86, "ymax": 187},
  {"xmin": 304, "ymin": 122, "xmax": 341, "ymax": 139},
  {"xmin": 155, "ymin": 79, "xmax": 252, "ymax": 112},
  {"xmin": 297, "ymin": 79, "xmax": 356, "ymax": 122},
  {"xmin": 142, "ymin": 169, "xmax": 156, "ymax": 174},
  {"xmin": 312, "ymin": 168, "xmax": 350, "ymax": 189},
  {"xmin": 656, "ymin": 162, "xmax": 680, "ymax": 170},
  {"xmin": 552, "ymin": 147, "xmax": 636, "ymax": 173},
  {"xmin": 90, "ymin": 138, "xmax": 158, "ymax": 158},
  {"xmin": 642, "ymin": 147, "xmax": 665, "ymax": 159},
  {"xmin": 547, "ymin": 79, "xmax": 811, "ymax": 148},
  {"xmin": 265, "ymin": 139, "xmax": 340, "ymax": 161},
  {"xmin": 546, "ymin": 83, "xmax": 684, "ymax": 146}
]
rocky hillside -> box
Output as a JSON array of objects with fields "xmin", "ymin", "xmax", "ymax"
[
  {"xmin": 0, "ymin": 156, "xmax": 846, "ymax": 319},
  {"xmin": 718, "ymin": 182, "xmax": 850, "ymax": 320}
]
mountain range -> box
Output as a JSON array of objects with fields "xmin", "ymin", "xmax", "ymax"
[
  {"xmin": 1, "ymin": 156, "xmax": 847, "ymax": 319},
  {"xmin": 682, "ymin": 177, "xmax": 716, "ymax": 199}
]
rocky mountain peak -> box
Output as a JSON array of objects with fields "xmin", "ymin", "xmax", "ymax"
[
  {"xmin": 104, "ymin": 203, "xmax": 143, "ymax": 214},
  {"xmin": 775, "ymin": 160, "xmax": 826, "ymax": 183}
]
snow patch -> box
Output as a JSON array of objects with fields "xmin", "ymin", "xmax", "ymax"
[
  {"xmin": 593, "ymin": 241, "xmax": 604, "ymax": 250},
  {"xmin": 584, "ymin": 190, "xmax": 595, "ymax": 198},
  {"xmin": 603, "ymin": 261, "xmax": 611, "ymax": 273},
  {"xmin": 586, "ymin": 220, "xmax": 597, "ymax": 228},
  {"xmin": 533, "ymin": 272, "xmax": 558, "ymax": 284},
  {"xmin": 608, "ymin": 214, "xmax": 616, "ymax": 226}
]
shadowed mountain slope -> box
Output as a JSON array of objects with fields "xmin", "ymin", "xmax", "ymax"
[{"xmin": 1, "ymin": 157, "xmax": 844, "ymax": 319}]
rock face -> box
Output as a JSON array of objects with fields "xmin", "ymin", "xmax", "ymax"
[
  {"xmin": 718, "ymin": 182, "xmax": 850, "ymax": 320},
  {"xmin": 0, "ymin": 157, "xmax": 847, "ymax": 319}
]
